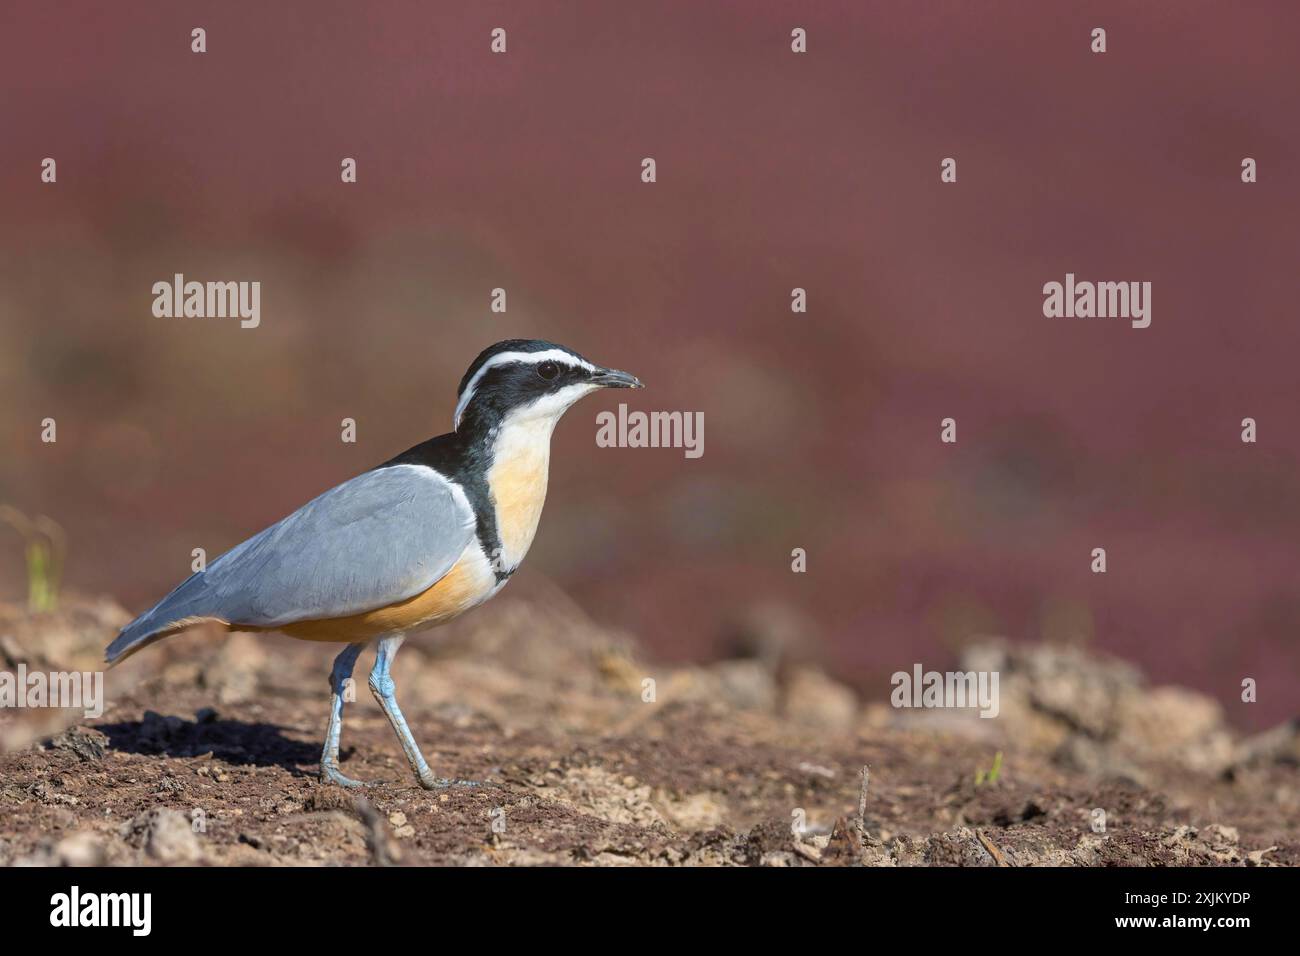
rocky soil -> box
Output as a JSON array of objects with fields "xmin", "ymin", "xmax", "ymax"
[{"xmin": 0, "ymin": 588, "xmax": 1295, "ymax": 866}]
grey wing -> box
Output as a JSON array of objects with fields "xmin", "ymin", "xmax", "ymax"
[
  {"xmin": 113, "ymin": 463, "xmax": 476, "ymax": 653},
  {"xmin": 206, "ymin": 463, "xmax": 476, "ymax": 625}
]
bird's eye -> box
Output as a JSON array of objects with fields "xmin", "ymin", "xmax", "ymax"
[{"xmin": 537, "ymin": 361, "xmax": 560, "ymax": 381}]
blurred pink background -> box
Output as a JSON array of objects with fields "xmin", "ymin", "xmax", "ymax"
[{"xmin": 2, "ymin": 1, "xmax": 1298, "ymax": 727}]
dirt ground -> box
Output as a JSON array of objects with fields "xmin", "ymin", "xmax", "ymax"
[{"xmin": 0, "ymin": 588, "xmax": 1296, "ymax": 867}]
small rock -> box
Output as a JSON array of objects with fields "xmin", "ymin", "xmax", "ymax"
[
  {"xmin": 154, "ymin": 775, "xmax": 184, "ymax": 795},
  {"xmin": 791, "ymin": 840, "xmax": 823, "ymax": 864},
  {"xmin": 13, "ymin": 830, "xmax": 103, "ymax": 867},
  {"xmin": 120, "ymin": 808, "xmax": 202, "ymax": 864},
  {"xmin": 1202, "ymin": 823, "xmax": 1239, "ymax": 845},
  {"xmin": 797, "ymin": 761, "xmax": 837, "ymax": 779},
  {"xmin": 710, "ymin": 660, "xmax": 778, "ymax": 712},
  {"xmin": 50, "ymin": 726, "xmax": 109, "ymax": 762},
  {"xmin": 305, "ymin": 786, "xmax": 354, "ymax": 812},
  {"xmin": 783, "ymin": 668, "xmax": 858, "ymax": 732},
  {"xmin": 1247, "ymin": 846, "xmax": 1278, "ymax": 867},
  {"xmin": 388, "ymin": 811, "xmax": 408, "ymax": 828},
  {"xmin": 196, "ymin": 764, "xmax": 229, "ymax": 783},
  {"xmin": 55, "ymin": 831, "xmax": 105, "ymax": 866}
]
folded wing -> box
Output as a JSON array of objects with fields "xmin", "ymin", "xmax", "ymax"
[{"xmin": 106, "ymin": 464, "xmax": 476, "ymax": 662}]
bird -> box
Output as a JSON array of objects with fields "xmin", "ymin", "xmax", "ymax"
[{"xmin": 105, "ymin": 339, "xmax": 643, "ymax": 789}]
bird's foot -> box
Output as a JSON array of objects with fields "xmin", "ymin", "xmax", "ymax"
[
  {"xmin": 321, "ymin": 761, "xmax": 370, "ymax": 789},
  {"xmin": 417, "ymin": 771, "xmax": 488, "ymax": 791}
]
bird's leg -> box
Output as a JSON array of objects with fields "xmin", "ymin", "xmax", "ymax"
[
  {"xmin": 368, "ymin": 633, "xmax": 481, "ymax": 791},
  {"xmin": 320, "ymin": 641, "xmax": 367, "ymax": 788}
]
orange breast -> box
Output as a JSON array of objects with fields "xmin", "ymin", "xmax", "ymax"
[{"xmin": 488, "ymin": 439, "xmax": 550, "ymax": 568}]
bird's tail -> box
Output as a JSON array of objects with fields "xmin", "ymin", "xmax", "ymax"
[
  {"xmin": 105, "ymin": 615, "xmax": 171, "ymax": 667},
  {"xmin": 105, "ymin": 573, "xmax": 215, "ymax": 666}
]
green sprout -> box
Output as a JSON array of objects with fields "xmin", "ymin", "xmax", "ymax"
[
  {"xmin": 0, "ymin": 506, "xmax": 65, "ymax": 613},
  {"xmin": 974, "ymin": 750, "xmax": 1003, "ymax": 787}
]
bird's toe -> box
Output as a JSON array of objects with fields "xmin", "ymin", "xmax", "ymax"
[{"xmin": 321, "ymin": 762, "xmax": 370, "ymax": 789}]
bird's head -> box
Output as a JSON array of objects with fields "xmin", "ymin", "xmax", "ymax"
[{"xmin": 454, "ymin": 339, "xmax": 643, "ymax": 433}]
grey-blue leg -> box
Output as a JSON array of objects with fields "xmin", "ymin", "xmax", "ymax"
[
  {"xmin": 320, "ymin": 641, "xmax": 367, "ymax": 788},
  {"xmin": 369, "ymin": 633, "xmax": 480, "ymax": 790}
]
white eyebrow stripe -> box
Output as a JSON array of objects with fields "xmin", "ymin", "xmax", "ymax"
[{"xmin": 454, "ymin": 349, "xmax": 596, "ymax": 429}]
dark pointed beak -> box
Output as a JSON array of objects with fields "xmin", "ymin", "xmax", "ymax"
[{"xmin": 591, "ymin": 367, "xmax": 644, "ymax": 389}]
